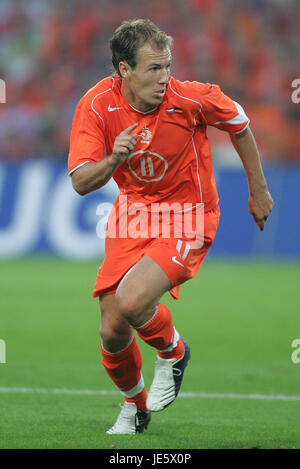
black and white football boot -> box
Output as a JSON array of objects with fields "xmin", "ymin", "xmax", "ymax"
[
  {"xmin": 106, "ymin": 402, "xmax": 151, "ymax": 434},
  {"xmin": 146, "ymin": 337, "xmax": 191, "ymax": 412}
]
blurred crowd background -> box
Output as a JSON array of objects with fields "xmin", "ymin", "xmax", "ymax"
[{"xmin": 0, "ymin": 0, "xmax": 299, "ymax": 164}]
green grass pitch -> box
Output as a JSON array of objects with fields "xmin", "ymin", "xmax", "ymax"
[{"xmin": 1, "ymin": 257, "xmax": 300, "ymax": 449}]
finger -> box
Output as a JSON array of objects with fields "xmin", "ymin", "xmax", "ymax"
[
  {"xmin": 121, "ymin": 123, "xmax": 138, "ymax": 135},
  {"xmin": 257, "ymin": 219, "xmax": 264, "ymax": 231},
  {"xmin": 116, "ymin": 146, "xmax": 131, "ymax": 156},
  {"xmin": 117, "ymin": 139, "xmax": 135, "ymax": 151},
  {"xmin": 126, "ymin": 144, "xmax": 135, "ymax": 152},
  {"xmin": 123, "ymin": 139, "xmax": 137, "ymax": 151},
  {"xmin": 252, "ymin": 213, "xmax": 264, "ymax": 231},
  {"xmin": 121, "ymin": 135, "xmax": 138, "ymax": 145}
]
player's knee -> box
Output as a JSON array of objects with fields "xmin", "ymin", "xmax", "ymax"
[
  {"xmin": 115, "ymin": 290, "xmax": 143, "ymax": 323},
  {"xmin": 99, "ymin": 308, "xmax": 129, "ymax": 342},
  {"xmin": 99, "ymin": 322, "xmax": 131, "ymax": 351},
  {"xmin": 115, "ymin": 289, "xmax": 157, "ymax": 327},
  {"xmin": 99, "ymin": 295, "xmax": 132, "ymax": 350}
]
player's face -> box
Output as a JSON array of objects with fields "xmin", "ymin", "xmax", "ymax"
[{"xmin": 121, "ymin": 42, "xmax": 172, "ymax": 112}]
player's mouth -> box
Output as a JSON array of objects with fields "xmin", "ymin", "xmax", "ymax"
[{"xmin": 154, "ymin": 90, "xmax": 165, "ymax": 99}]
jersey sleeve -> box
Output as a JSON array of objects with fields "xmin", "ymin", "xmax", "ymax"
[
  {"xmin": 199, "ymin": 83, "xmax": 250, "ymax": 134},
  {"xmin": 68, "ymin": 95, "xmax": 106, "ymax": 175}
]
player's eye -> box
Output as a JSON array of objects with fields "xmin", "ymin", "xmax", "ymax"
[{"xmin": 149, "ymin": 63, "xmax": 171, "ymax": 72}]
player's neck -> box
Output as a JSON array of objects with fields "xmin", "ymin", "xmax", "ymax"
[{"xmin": 121, "ymin": 82, "xmax": 158, "ymax": 114}]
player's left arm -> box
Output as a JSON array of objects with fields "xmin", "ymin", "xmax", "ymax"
[
  {"xmin": 230, "ymin": 127, "xmax": 274, "ymax": 231},
  {"xmin": 196, "ymin": 81, "xmax": 274, "ymax": 230}
]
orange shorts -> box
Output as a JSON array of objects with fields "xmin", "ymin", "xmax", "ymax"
[{"xmin": 93, "ymin": 202, "xmax": 220, "ymax": 300}]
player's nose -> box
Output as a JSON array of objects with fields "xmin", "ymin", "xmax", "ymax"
[{"xmin": 158, "ymin": 67, "xmax": 170, "ymax": 85}]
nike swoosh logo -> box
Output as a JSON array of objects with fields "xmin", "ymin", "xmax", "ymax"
[
  {"xmin": 108, "ymin": 105, "xmax": 122, "ymax": 112},
  {"xmin": 172, "ymin": 256, "xmax": 184, "ymax": 267}
]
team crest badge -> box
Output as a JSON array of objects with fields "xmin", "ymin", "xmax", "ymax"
[{"xmin": 139, "ymin": 127, "xmax": 152, "ymax": 144}]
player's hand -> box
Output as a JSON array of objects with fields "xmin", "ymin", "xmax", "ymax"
[
  {"xmin": 111, "ymin": 123, "xmax": 139, "ymax": 164},
  {"xmin": 248, "ymin": 189, "xmax": 274, "ymax": 231}
]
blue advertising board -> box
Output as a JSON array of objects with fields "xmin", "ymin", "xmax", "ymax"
[{"xmin": 0, "ymin": 161, "xmax": 299, "ymax": 259}]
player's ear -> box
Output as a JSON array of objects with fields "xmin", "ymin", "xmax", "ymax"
[{"xmin": 119, "ymin": 61, "xmax": 130, "ymax": 78}]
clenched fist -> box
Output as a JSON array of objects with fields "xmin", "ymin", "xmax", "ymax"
[{"xmin": 249, "ymin": 189, "xmax": 274, "ymax": 231}]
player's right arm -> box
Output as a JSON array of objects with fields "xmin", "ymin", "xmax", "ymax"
[{"xmin": 71, "ymin": 123, "xmax": 138, "ymax": 196}]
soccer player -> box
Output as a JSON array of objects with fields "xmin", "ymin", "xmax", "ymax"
[{"xmin": 68, "ymin": 19, "xmax": 274, "ymax": 434}]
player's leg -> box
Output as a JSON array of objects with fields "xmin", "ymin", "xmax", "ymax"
[
  {"xmin": 99, "ymin": 293, "xmax": 150, "ymax": 434},
  {"xmin": 135, "ymin": 205, "xmax": 220, "ymax": 411},
  {"xmin": 99, "ymin": 293, "xmax": 132, "ymax": 352},
  {"xmin": 115, "ymin": 255, "xmax": 190, "ymax": 412},
  {"xmin": 116, "ymin": 255, "xmax": 182, "ymax": 356}
]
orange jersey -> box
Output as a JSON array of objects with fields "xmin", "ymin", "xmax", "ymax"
[{"xmin": 68, "ymin": 75, "xmax": 249, "ymax": 211}]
